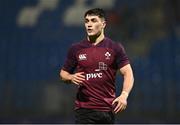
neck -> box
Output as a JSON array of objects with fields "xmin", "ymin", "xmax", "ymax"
[{"xmin": 87, "ymin": 31, "xmax": 105, "ymax": 45}]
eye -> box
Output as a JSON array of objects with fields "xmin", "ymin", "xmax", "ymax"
[
  {"xmin": 91, "ymin": 18, "xmax": 98, "ymax": 22},
  {"xmin": 85, "ymin": 19, "xmax": 89, "ymax": 23}
]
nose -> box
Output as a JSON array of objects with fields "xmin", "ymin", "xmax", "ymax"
[
  {"xmin": 86, "ymin": 21, "xmax": 92, "ymax": 28},
  {"xmin": 88, "ymin": 25, "xmax": 92, "ymax": 28},
  {"xmin": 87, "ymin": 23, "xmax": 92, "ymax": 28}
]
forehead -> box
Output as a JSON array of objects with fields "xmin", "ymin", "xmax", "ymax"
[{"xmin": 85, "ymin": 15, "xmax": 101, "ymax": 20}]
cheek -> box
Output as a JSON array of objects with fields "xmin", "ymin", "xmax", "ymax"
[
  {"xmin": 85, "ymin": 24, "xmax": 88, "ymax": 29},
  {"xmin": 94, "ymin": 24, "xmax": 103, "ymax": 31}
]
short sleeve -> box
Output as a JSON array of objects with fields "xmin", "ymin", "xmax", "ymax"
[
  {"xmin": 62, "ymin": 45, "xmax": 77, "ymax": 73},
  {"xmin": 115, "ymin": 43, "xmax": 130, "ymax": 69}
]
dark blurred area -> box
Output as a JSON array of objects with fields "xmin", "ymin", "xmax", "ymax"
[{"xmin": 0, "ymin": 0, "xmax": 180, "ymax": 123}]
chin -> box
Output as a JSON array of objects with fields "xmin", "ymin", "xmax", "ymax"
[
  {"xmin": 88, "ymin": 35, "xmax": 95, "ymax": 37},
  {"xmin": 88, "ymin": 33, "xmax": 99, "ymax": 37},
  {"xmin": 87, "ymin": 33, "xmax": 95, "ymax": 36}
]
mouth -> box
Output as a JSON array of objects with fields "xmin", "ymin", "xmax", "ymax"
[{"xmin": 87, "ymin": 29, "xmax": 93, "ymax": 33}]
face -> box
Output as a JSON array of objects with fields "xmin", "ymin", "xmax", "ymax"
[{"xmin": 84, "ymin": 15, "xmax": 106, "ymax": 37}]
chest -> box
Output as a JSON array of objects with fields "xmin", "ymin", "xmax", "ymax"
[{"xmin": 76, "ymin": 47, "xmax": 115, "ymax": 68}]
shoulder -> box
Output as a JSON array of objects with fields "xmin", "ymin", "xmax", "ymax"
[
  {"xmin": 68, "ymin": 39, "xmax": 88, "ymax": 53},
  {"xmin": 70, "ymin": 40, "xmax": 84, "ymax": 48},
  {"xmin": 105, "ymin": 37, "xmax": 125, "ymax": 51}
]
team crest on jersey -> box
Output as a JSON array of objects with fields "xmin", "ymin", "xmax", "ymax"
[
  {"xmin": 105, "ymin": 52, "xmax": 111, "ymax": 60},
  {"xmin": 78, "ymin": 54, "xmax": 87, "ymax": 61}
]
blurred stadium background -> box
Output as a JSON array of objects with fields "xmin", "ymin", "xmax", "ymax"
[{"xmin": 0, "ymin": 0, "xmax": 180, "ymax": 123}]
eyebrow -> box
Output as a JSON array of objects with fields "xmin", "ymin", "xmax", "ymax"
[{"xmin": 85, "ymin": 17, "xmax": 98, "ymax": 21}]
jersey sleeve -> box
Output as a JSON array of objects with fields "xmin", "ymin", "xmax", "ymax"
[
  {"xmin": 62, "ymin": 45, "xmax": 77, "ymax": 73},
  {"xmin": 115, "ymin": 43, "xmax": 130, "ymax": 69}
]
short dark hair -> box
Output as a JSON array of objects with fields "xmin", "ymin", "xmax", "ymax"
[{"xmin": 84, "ymin": 8, "xmax": 106, "ymax": 20}]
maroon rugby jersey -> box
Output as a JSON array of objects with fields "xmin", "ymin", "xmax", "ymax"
[{"xmin": 62, "ymin": 37, "xmax": 130, "ymax": 111}]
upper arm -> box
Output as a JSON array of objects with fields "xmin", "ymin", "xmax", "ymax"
[
  {"xmin": 62, "ymin": 45, "xmax": 77, "ymax": 73},
  {"xmin": 119, "ymin": 64, "xmax": 133, "ymax": 76},
  {"xmin": 115, "ymin": 42, "xmax": 130, "ymax": 69}
]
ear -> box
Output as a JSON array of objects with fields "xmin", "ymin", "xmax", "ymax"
[{"xmin": 102, "ymin": 21, "xmax": 106, "ymax": 28}]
